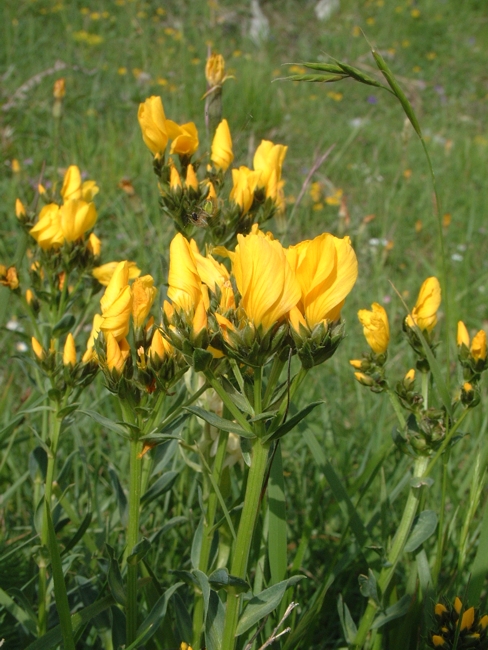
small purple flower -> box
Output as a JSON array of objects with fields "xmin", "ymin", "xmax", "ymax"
[{"xmin": 367, "ymin": 95, "xmax": 378, "ymax": 104}]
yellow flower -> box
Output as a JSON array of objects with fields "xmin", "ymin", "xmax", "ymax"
[
  {"xmin": 405, "ymin": 368, "xmax": 416, "ymax": 383},
  {"xmin": 205, "ymin": 52, "xmax": 226, "ymax": 87},
  {"xmin": 53, "ymin": 77, "xmax": 66, "ymax": 98},
  {"xmin": 211, "ymin": 119, "xmax": 234, "ymax": 172},
  {"xmin": 349, "ymin": 359, "xmax": 363, "ymax": 369},
  {"xmin": 231, "ymin": 231, "xmax": 301, "ymax": 332},
  {"xmin": 63, "ymin": 333, "xmax": 77, "ymax": 366},
  {"xmin": 286, "ymin": 234, "xmax": 358, "ymax": 330},
  {"xmin": 132, "ymin": 275, "xmax": 157, "ymax": 328},
  {"xmin": 29, "ymin": 204, "xmax": 64, "ymax": 249},
  {"xmin": 138, "ymin": 96, "xmax": 169, "ymax": 155},
  {"xmin": 82, "ymin": 313, "xmax": 103, "ymax": 362},
  {"xmin": 185, "ymin": 164, "xmax": 199, "ymax": 191},
  {"xmin": 405, "ymin": 277, "xmax": 441, "ymax": 332},
  {"xmin": 167, "ymin": 120, "xmax": 199, "ymax": 156},
  {"xmin": 93, "ymin": 261, "xmax": 141, "ymax": 286},
  {"xmin": 60, "ymin": 165, "xmax": 99, "ymax": 202},
  {"xmin": 457, "ymin": 320, "xmax": 470, "ymax": 347},
  {"xmin": 432, "ymin": 635, "xmax": 445, "ymax": 647},
  {"xmin": 0, "ymin": 265, "xmax": 19, "ymax": 291},
  {"xmin": 460, "ymin": 607, "xmax": 475, "ymax": 631},
  {"xmin": 167, "ymin": 234, "xmax": 205, "ymax": 313},
  {"xmin": 59, "ymin": 199, "xmax": 97, "ymax": 241},
  {"xmin": 189, "ymin": 239, "xmax": 230, "ymax": 295},
  {"xmin": 100, "ymin": 261, "xmax": 133, "ymax": 341},
  {"xmin": 253, "ymin": 140, "xmax": 288, "ymax": 202},
  {"xmin": 357, "ymin": 303, "xmax": 390, "ymax": 354},
  {"xmin": 170, "ymin": 165, "xmax": 182, "ymax": 191},
  {"xmin": 471, "ymin": 330, "xmax": 487, "ymax": 362},
  {"xmin": 32, "ymin": 337, "xmax": 45, "ymax": 360},
  {"xmin": 15, "ymin": 198, "xmax": 26, "ymax": 219},
  {"xmin": 87, "ymin": 232, "xmax": 101, "ymax": 256},
  {"xmin": 149, "ymin": 328, "xmax": 172, "ymax": 364},
  {"xmin": 105, "ymin": 332, "xmax": 130, "ymax": 374},
  {"xmin": 230, "ymin": 166, "xmax": 259, "ymax": 215}
]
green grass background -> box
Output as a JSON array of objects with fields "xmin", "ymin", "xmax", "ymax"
[{"xmin": 2, "ymin": 0, "xmax": 488, "ymax": 648}]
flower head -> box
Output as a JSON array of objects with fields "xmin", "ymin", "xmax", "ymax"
[
  {"xmin": 132, "ymin": 275, "xmax": 157, "ymax": 329},
  {"xmin": 253, "ymin": 139, "xmax": 287, "ymax": 203},
  {"xmin": 29, "ymin": 204, "xmax": 64, "ymax": 249},
  {"xmin": 138, "ymin": 96, "xmax": 168, "ymax": 155},
  {"xmin": 406, "ymin": 277, "xmax": 441, "ymax": 332},
  {"xmin": 167, "ymin": 120, "xmax": 199, "ymax": 157},
  {"xmin": 105, "ymin": 333, "xmax": 130, "ymax": 375},
  {"xmin": 230, "ymin": 166, "xmax": 259, "ymax": 215},
  {"xmin": 100, "ymin": 261, "xmax": 133, "ymax": 341},
  {"xmin": 60, "ymin": 165, "xmax": 99, "ymax": 202},
  {"xmin": 471, "ymin": 330, "xmax": 487, "ymax": 362},
  {"xmin": 59, "ymin": 199, "xmax": 97, "ymax": 241},
  {"xmin": 357, "ymin": 302, "xmax": 390, "ymax": 354},
  {"xmin": 93, "ymin": 261, "xmax": 141, "ymax": 286}
]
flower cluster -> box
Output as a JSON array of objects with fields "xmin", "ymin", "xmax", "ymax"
[
  {"xmin": 138, "ymin": 95, "xmax": 288, "ymax": 246},
  {"xmin": 431, "ymin": 598, "xmax": 488, "ymax": 649},
  {"xmin": 161, "ymin": 228, "xmax": 358, "ymax": 369}
]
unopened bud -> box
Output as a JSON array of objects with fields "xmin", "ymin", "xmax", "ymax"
[
  {"xmin": 354, "ymin": 372, "xmax": 375, "ymax": 387},
  {"xmin": 15, "ymin": 198, "xmax": 26, "ymax": 219},
  {"xmin": 63, "ymin": 333, "xmax": 77, "ymax": 366},
  {"xmin": 53, "ymin": 78, "xmax": 66, "ymax": 99},
  {"xmin": 349, "ymin": 359, "xmax": 363, "ymax": 369},
  {"xmin": 32, "ymin": 337, "xmax": 45, "ymax": 360}
]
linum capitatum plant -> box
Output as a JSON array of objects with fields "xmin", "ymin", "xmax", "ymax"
[{"xmin": 2, "ymin": 41, "xmax": 488, "ymax": 650}]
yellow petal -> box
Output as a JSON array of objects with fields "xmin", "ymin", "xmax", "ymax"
[
  {"xmin": 457, "ymin": 321, "xmax": 470, "ymax": 347},
  {"xmin": 63, "ymin": 332, "xmax": 77, "ymax": 366}
]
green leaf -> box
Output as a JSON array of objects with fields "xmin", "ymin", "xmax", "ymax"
[
  {"xmin": 268, "ymin": 443, "xmax": 287, "ymax": 584},
  {"xmin": 108, "ymin": 467, "xmax": 128, "ymax": 527},
  {"xmin": 106, "ymin": 544, "xmax": 126, "ymax": 606},
  {"xmin": 263, "ymin": 401, "xmax": 323, "ymax": 443},
  {"xmin": 235, "ymin": 575, "xmax": 305, "ymax": 636},
  {"xmin": 193, "ymin": 348, "xmax": 214, "ymax": 371},
  {"xmin": 56, "ymin": 403, "xmax": 80, "ymax": 419},
  {"xmin": 149, "ymin": 516, "xmax": 187, "ymax": 544},
  {"xmin": 0, "ymin": 587, "xmax": 37, "ymax": 635},
  {"xmin": 358, "ymin": 569, "xmax": 379, "ymax": 605},
  {"xmin": 467, "ymin": 498, "xmax": 488, "ymax": 603},
  {"xmin": 221, "ymin": 376, "xmax": 254, "ymax": 416},
  {"xmin": 141, "ymin": 470, "xmax": 179, "ymax": 506},
  {"xmin": 191, "ymin": 517, "xmax": 204, "ymax": 570},
  {"xmin": 79, "ymin": 409, "xmax": 129, "ymax": 437},
  {"xmin": 208, "ymin": 568, "xmax": 250, "ymax": 594},
  {"xmin": 25, "ymin": 595, "xmax": 115, "ymax": 650},
  {"xmin": 125, "ymin": 583, "xmax": 183, "ymax": 650},
  {"xmin": 205, "ymin": 590, "xmax": 225, "ymax": 650},
  {"xmin": 45, "ymin": 501, "xmax": 76, "ymax": 650},
  {"xmin": 61, "ymin": 511, "xmax": 92, "ymax": 556},
  {"xmin": 52, "ymin": 313, "xmax": 76, "ymax": 336},
  {"xmin": 128, "ymin": 537, "xmax": 151, "ymax": 565},
  {"xmin": 279, "ymin": 73, "xmax": 347, "ymax": 83},
  {"xmin": 337, "ymin": 594, "xmax": 358, "ymax": 644},
  {"xmin": 185, "ymin": 406, "xmax": 255, "ymax": 438},
  {"xmin": 303, "ymin": 430, "xmax": 369, "ymax": 548},
  {"xmin": 404, "ymin": 510, "xmax": 438, "ymax": 552},
  {"xmin": 371, "ymin": 594, "xmax": 412, "ymax": 629}
]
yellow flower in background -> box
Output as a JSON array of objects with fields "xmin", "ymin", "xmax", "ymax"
[
  {"xmin": 15, "ymin": 198, "xmax": 26, "ymax": 219},
  {"xmin": 457, "ymin": 320, "xmax": 470, "ymax": 347},
  {"xmin": 60, "ymin": 165, "xmax": 99, "ymax": 202},
  {"xmin": 253, "ymin": 140, "xmax": 287, "ymax": 199},
  {"xmin": 205, "ymin": 52, "xmax": 226, "ymax": 87},
  {"xmin": 170, "ymin": 165, "xmax": 182, "ymax": 191},
  {"xmin": 166, "ymin": 120, "xmax": 199, "ymax": 156},
  {"xmin": 231, "ymin": 231, "xmax": 301, "ymax": 332},
  {"xmin": 185, "ymin": 164, "xmax": 199, "ymax": 191},
  {"xmin": 93, "ymin": 261, "xmax": 141, "ymax": 286},
  {"xmin": 167, "ymin": 233, "xmax": 206, "ymax": 313},
  {"xmin": 471, "ymin": 330, "xmax": 487, "ymax": 362},
  {"xmin": 132, "ymin": 275, "xmax": 157, "ymax": 328},
  {"xmin": 87, "ymin": 232, "xmax": 101, "ymax": 256},
  {"xmin": 357, "ymin": 303, "xmax": 390, "ymax": 354},
  {"xmin": 230, "ymin": 166, "xmax": 260, "ymax": 215},
  {"xmin": 0, "ymin": 265, "xmax": 19, "ymax": 291},
  {"xmin": 31, "ymin": 337, "xmax": 45, "ymax": 360},
  {"xmin": 138, "ymin": 95, "xmax": 169, "ymax": 155},
  {"xmin": 53, "ymin": 77, "xmax": 66, "ymax": 99},
  {"xmin": 286, "ymin": 234, "xmax": 358, "ymax": 331},
  {"xmin": 63, "ymin": 333, "xmax": 77, "ymax": 366},
  {"xmin": 211, "ymin": 119, "xmax": 234, "ymax": 172},
  {"xmin": 100, "ymin": 261, "xmax": 133, "ymax": 341},
  {"xmin": 29, "ymin": 204, "xmax": 64, "ymax": 249},
  {"xmin": 105, "ymin": 332, "xmax": 130, "ymax": 374},
  {"xmin": 82, "ymin": 313, "xmax": 103, "ymax": 362},
  {"xmin": 59, "ymin": 199, "xmax": 97, "ymax": 241},
  {"xmin": 406, "ymin": 277, "xmax": 441, "ymax": 332}
]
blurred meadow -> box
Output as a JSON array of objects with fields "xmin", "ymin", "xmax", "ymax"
[{"xmin": 2, "ymin": 0, "xmax": 488, "ymax": 648}]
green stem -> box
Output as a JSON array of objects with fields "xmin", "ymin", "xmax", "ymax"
[
  {"xmin": 425, "ymin": 408, "xmax": 469, "ymax": 477},
  {"xmin": 38, "ymin": 401, "xmax": 63, "ymax": 636},
  {"xmin": 386, "ymin": 389, "xmax": 406, "ymax": 428},
  {"xmin": 432, "ymin": 448, "xmax": 450, "ymax": 585},
  {"xmin": 221, "ymin": 438, "xmax": 270, "ymax": 650},
  {"xmin": 353, "ymin": 455, "xmax": 429, "ymax": 649},
  {"xmin": 192, "ymin": 428, "xmax": 229, "ymax": 650},
  {"xmin": 421, "ymin": 371, "xmax": 429, "ymax": 407},
  {"xmin": 126, "ymin": 434, "xmax": 143, "ymax": 645}
]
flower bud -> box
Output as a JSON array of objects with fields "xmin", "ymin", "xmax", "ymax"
[
  {"xmin": 87, "ymin": 232, "xmax": 101, "ymax": 257},
  {"xmin": 53, "ymin": 78, "xmax": 66, "ymax": 99},
  {"xmin": 457, "ymin": 320, "xmax": 470, "ymax": 347},
  {"xmin": 405, "ymin": 368, "xmax": 416, "ymax": 384},
  {"xmin": 470, "ymin": 330, "xmax": 487, "ymax": 362},
  {"xmin": 138, "ymin": 96, "xmax": 168, "ymax": 155},
  {"xmin": 32, "ymin": 337, "xmax": 45, "ymax": 360},
  {"xmin": 357, "ymin": 303, "xmax": 389, "ymax": 354},
  {"xmin": 0, "ymin": 265, "xmax": 19, "ymax": 291},
  {"xmin": 132, "ymin": 275, "xmax": 157, "ymax": 329},
  {"xmin": 206, "ymin": 53, "xmax": 226, "ymax": 87},
  {"xmin": 105, "ymin": 332, "xmax": 130, "ymax": 375},
  {"xmin": 15, "ymin": 198, "xmax": 26, "ymax": 219},
  {"xmin": 211, "ymin": 119, "xmax": 234, "ymax": 172},
  {"xmin": 170, "ymin": 165, "xmax": 182, "ymax": 191},
  {"xmin": 349, "ymin": 359, "xmax": 363, "ymax": 369},
  {"xmin": 185, "ymin": 164, "xmax": 199, "ymax": 191},
  {"xmin": 63, "ymin": 333, "xmax": 77, "ymax": 366},
  {"xmin": 405, "ymin": 277, "xmax": 441, "ymax": 332},
  {"xmin": 354, "ymin": 372, "xmax": 375, "ymax": 387}
]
